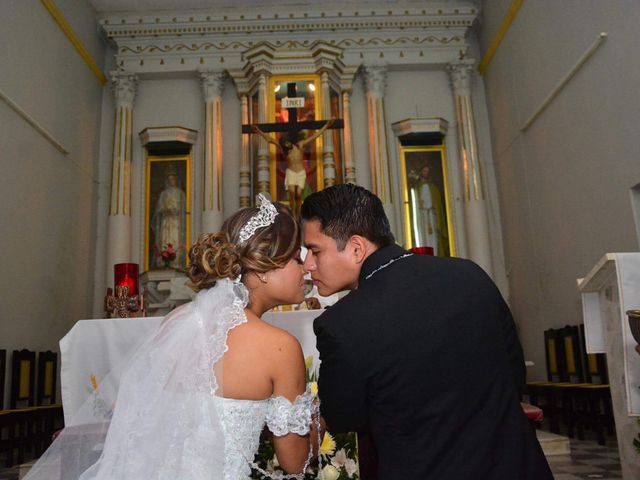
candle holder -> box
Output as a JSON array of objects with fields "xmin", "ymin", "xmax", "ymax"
[
  {"xmin": 105, "ymin": 263, "xmax": 145, "ymax": 318},
  {"xmin": 410, "ymin": 246, "xmax": 434, "ymax": 256},
  {"xmin": 105, "ymin": 285, "xmax": 145, "ymax": 318}
]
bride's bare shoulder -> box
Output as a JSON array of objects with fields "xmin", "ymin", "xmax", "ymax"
[{"xmin": 231, "ymin": 310, "xmax": 301, "ymax": 352}]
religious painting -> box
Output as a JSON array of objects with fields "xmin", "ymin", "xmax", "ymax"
[
  {"xmin": 144, "ymin": 155, "xmax": 191, "ymax": 271},
  {"xmin": 400, "ymin": 146, "xmax": 455, "ymax": 257}
]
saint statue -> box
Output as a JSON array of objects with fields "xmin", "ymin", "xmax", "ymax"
[
  {"xmin": 409, "ymin": 165, "xmax": 448, "ymax": 256},
  {"xmin": 252, "ymin": 119, "xmax": 334, "ymax": 218},
  {"xmin": 152, "ymin": 171, "xmax": 186, "ymax": 268}
]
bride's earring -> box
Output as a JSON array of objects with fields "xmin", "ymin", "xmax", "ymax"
[{"xmin": 259, "ymin": 274, "xmax": 267, "ymax": 284}]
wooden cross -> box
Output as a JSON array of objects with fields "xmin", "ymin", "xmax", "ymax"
[{"xmin": 242, "ymin": 82, "xmax": 343, "ymax": 141}]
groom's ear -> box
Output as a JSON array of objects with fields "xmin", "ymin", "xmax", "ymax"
[{"xmin": 348, "ymin": 235, "xmax": 369, "ymax": 264}]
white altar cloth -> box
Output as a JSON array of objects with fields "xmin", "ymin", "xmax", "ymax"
[{"xmin": 59, "ymin": 310, "xmax": 322, "ymax": 425}]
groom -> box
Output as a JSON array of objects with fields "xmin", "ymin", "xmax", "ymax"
[{"xmin": 301, "ymin": 184, "xmax": 552, "ymax": 479}]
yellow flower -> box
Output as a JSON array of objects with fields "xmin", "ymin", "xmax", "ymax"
[
  {"xmin": 310, "ymin": 381, "xmax": 318, "ymax": 396},
  {"xmin": 320, "ymin": 464, "xmax": 340, "ymax": 480},
  {"xmin": 319, "ymin": 432, "xmax": 336, "ymax": 457},
  {"xmin": 305, "ymin": 355, "xmax": 314, "ymax": 370},
  {"xmin": 90, "ymin": 374, "xmax": 99, "ymax": 391}
]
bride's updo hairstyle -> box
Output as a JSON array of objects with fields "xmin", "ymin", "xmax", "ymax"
[{"xmin": 187, "ymin": 202, "xmax": 300, "ymax": 292}]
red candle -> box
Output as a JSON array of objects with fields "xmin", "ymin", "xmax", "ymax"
[
  {"xmin": 410, "ymin": 246, "xmax": 434, "ymax": 256},
  {"xmin": 114, "ymin": 263, "xmax": 139, "ymax": 296}
]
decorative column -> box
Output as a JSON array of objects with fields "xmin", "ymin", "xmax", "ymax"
[
  {"xmin": 342, "ymin": 90, "xmax": 356, "ymax": 184},
  {"xmin": 239, "ymin": 94, "xmax": 251, "ymax": 207},
  {"xmin": 200, "ymin": 71, "xmax": 226, "ymax": 233},
  {"xmin": 320, "ymin": 71, "xmax": 336, "ymax": 187},
  {"xmin": 106, "ymin": 71, "xmax": 137, "ymax": 287},
  {"xmin": 256, "ymin": 74, "xmax": 270, "ymax": 195},
  {"xmin": 362, "ymin": 65, "xmax": 395, "ymax": 228},
  {"xmin": 448, "ymin": 60, "xmax": 492, "ymax": 275}
]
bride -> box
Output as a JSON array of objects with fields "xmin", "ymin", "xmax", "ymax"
[{"xmin": 25, "ymin": 194, "xmax": 318, "ymax": 480}]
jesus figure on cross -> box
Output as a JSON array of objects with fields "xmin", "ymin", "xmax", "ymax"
[{"xmin": 251, "ymin": 119, "xmax": 334, "ymax": 218}]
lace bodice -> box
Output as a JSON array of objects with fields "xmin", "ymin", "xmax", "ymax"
[{"xmin": 216, "ymin": 388, "xmax": 314, "ymax": 480}]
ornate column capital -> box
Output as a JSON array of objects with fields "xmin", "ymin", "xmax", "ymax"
[
  {"xmin": 362, "ymin": 65, "xmax": 387, "ymax": 96},
  {"xmin": 447, "ymin": 60, "xmax": 476, "ymax": 97},
  {"xmin": 200, "ymin": 70, "xmax": 226, "ymax": 101},
  {"xmin": 110, "ymin": 71, "xmax": 138, "ymax": 107}
]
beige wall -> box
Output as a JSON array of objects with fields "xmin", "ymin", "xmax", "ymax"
[
  {"xmin": 0, "ymin": 0, "xmax": 106, "ymax": 404},
  {"xmin": 479, "ymin": 0, "xmax": 640, "ymax": 379}
]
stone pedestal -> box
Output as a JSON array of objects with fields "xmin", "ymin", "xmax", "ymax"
[
  {"xmin": 578, "ymin": 253, "xmax": 640, "ymax": 479},
  {"xmin": 140, "ymin": 269, "xmax": 193, "ymax": 316}
]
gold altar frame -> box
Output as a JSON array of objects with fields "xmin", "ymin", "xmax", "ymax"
[
  {"xmin": 144, "ymin": 154, "xmax": 192, "ymax": 271},
  {"xmin": 267, "ymin": 74, "xmax": 324, "ymax": 202},
  {"xmin": 399, "ymin": 146, "xmax": 456, "ymax": 256}
]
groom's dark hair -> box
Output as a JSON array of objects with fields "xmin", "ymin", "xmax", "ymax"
[{"xmin": 301, "ymin": 183, "xmax": 395, "ymax": 250}]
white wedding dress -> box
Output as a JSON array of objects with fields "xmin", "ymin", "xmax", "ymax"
[
  {"xmin": 216, "ymin": 392, "xmax": 313, "ymax": 479},
  {"xmin": 24, "ymin": 279, "xmax": 314, "ymax": 480}
]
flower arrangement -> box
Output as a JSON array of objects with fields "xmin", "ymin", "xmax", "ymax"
[
  {"xmin": 153, "ymin": 243, "xmax": 184, "ymax": 268},
  {"xmin": 250, "ymin": 356, "xmax": 359, "ymax": 479}
]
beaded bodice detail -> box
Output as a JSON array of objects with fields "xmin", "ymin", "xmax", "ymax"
[{"xmin": 216, "ymin": 387, "xmax": 314, "ymax": 480}]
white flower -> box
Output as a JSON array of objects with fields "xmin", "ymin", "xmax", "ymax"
[
  {"xmin": 343, "ymin": 458, "xmax": 358, "ymax": 477},
  {"xmin": 272, "ymin": 453, "xmax": 280, "ymax": 468},
  {"xmin": 331, "ymin": 448, "xmax": 359, "ymax": 478},
  {"xmin": 330, "ymin": 448, "xmax": 348, "ymax": 468},
  {"xmin": 320, "ymin": 464, "xmax": 340, "ymax": 480}
]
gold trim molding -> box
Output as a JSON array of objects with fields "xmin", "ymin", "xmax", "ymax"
[
  {"xmin": 40, "ymin": 0, "xmax": 108, "ymax": 85},
  {"xmin": 478, "ymin": 0, "xmax": 524, "ymax": 75}
]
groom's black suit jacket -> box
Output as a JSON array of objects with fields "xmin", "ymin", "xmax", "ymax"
[{"xmin": 314, "ymin": 245, "xmax": 552, "ymax": 479}]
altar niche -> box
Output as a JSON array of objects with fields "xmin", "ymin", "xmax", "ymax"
[
  {"xmin": 244, "ymin": 75, "xmax": 344, "ymax": 207},
  {"xmin": 399, "ymin": 146, "xmax": 456, "ymax": 257},
  {"xmin": 144, "ymin": 153, "xmax": 192, "ymax": 271}
]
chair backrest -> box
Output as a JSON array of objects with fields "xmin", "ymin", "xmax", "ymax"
[
  {"xmin": 0, "ymin": 349, "xmax": 6, "ymax": 409},
  {"xmin": 543, "ymin": 328, "xmax": 568, "ymax": 382},
  {"xmin": 37, "ymin": 350, "xmax": 58, "ymax": 405},
  {"xmin": 578, "ymin": 324, "xmax": 609, "ymax": 384},
  {"xmin": 558, "ymin": 325, "xmax": 584, "ymax": 383},
  {"xmin": 10, "ymin": 349, "xmax": 36, "ymax": 409}
]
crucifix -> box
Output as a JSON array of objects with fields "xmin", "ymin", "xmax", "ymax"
[{"xmin": 242, "ymin": 82, "xmax": 344, "ymax": 218}]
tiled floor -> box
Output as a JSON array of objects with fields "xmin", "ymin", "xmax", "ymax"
[
  {"xmin": 546, "ymin": 436, "xmax": 622, "ymax": 480},
  {"xmin": 0, "ymin": 436, "xmax": 623, "ymax": 479}
]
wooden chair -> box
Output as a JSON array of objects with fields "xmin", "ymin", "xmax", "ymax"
[
  {"xmin": 37, "ymin": 351, "xmax": 57, "ymax": 406},
  {"xmin": 548, "ymin": 325, "xmax": 588, "ymax": 437},
  {"xmin": 35, "ymin": 351, "xmax": 59, "ymax": 455},
  {"xmin": 0, "ymin": 350, "xmax": 8, "ymax": 465},
  {"xmin": 8, "ymin": 350, "xmax": 37, "ymax": 465},
  {"xmin": 526, "ymin": 328, "xmax": 567, "ymax": 433},
  {"xmin": 10, "ymin": 349, "xmax": 36, "ymax": 409},
  {"xmin": 0, "ymin": 349, "xmax": 5, "ymax": 410},
  {"xmin": 572, "ymin": 324, "xmax": 613, "ymax": 445}
]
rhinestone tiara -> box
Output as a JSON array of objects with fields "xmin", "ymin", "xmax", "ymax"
[{"xmin": 238, "ymin": 193, "xmax": 278, "ymax": 244}]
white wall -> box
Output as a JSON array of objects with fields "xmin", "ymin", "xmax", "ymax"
[
  {"xmin": 479, "ymin": 0, "xmax": 640, "ymax": 379},
  {"xmin": 0, "ymin": 0, "xmax": 106, "ymax": 404}
]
